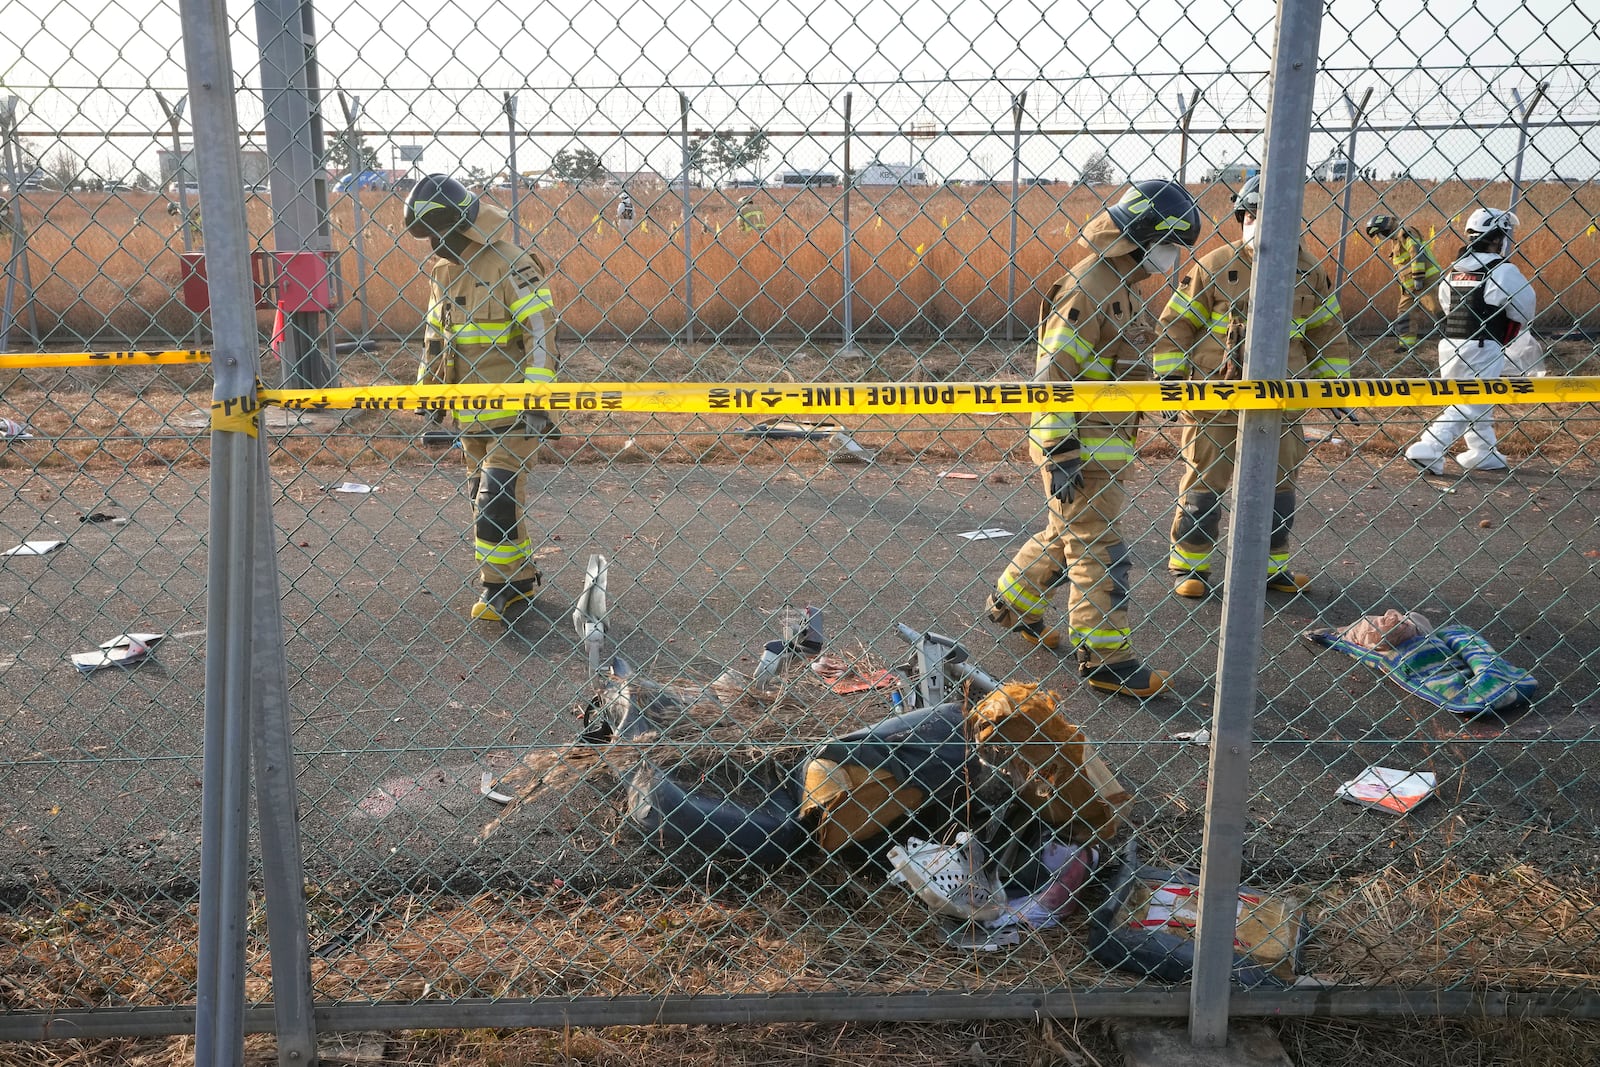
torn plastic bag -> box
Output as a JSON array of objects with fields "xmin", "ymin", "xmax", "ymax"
[
  {"xmin": 801, "ymin": 702, "xmax": 992, "ymax": 852},
  {"xmin": 627, "ymin": 758, "xmax": 806, "ymax": 869},
  {"xmin": 577, "ymin": 657, "xmax": 675, "ymax": 743}
]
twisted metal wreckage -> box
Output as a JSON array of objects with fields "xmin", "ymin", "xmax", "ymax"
[{"xmin": 473, "ymin": 555, "xmax": 1307, "ymax": 983}]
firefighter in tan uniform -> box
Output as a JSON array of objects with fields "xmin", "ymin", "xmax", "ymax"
[
  {"xmin": 986, "ymin": 180, "xmax": 1200, "ymax": 699},
  {"xmin": 404, "ymin": 174, "xmax": 560, "ymax": 625},
  {"xmin": 1154, "ymin": 174, "xmax": 1350, "ymax": 600},
  {"xmin": 1366, "ymin": 214, "xmax": 1441, "ymax": 352}
]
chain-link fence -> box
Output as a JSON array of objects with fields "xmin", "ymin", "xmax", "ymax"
[{"xmin": 2, "ymin": 0, "xmax": 1599, "ymax": 1060}]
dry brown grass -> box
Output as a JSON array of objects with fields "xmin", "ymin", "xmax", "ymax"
[
  {"xmin": 4, "ymin": 861, "xmax": 1600, "ymax": 1065},
  {"xmin": 9, "ymin": 179, "xmax": 1599, "ymax": 344}
]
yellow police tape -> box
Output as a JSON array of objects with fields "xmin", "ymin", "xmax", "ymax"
[
  {"xmin": 210, "ymin": 393, "xmax": 261, "ymax": 438},
  {"xmin": 0, "ymin": 350, "xmax": 209, "ymax": 370},
  {"xmin": 252, "ymin": 377, "xmax": 1600, "ymax": 416}
]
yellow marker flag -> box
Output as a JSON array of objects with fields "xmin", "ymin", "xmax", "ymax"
[
  {"xmin": 875, "ymin": 216, "xmax": 883, "ymax": 229},
  {"xmin": 1429, "ymin": 225, "xmax": 1436, "ymax": 239},
  {"xmin": 915, "ymin": 242, "xmax": 926, "ymax": 255},
  {"xmin": 1588, "ymin": 223, "xmax": 1597, "ymax": 237},
  {"xmin": 941, "ymin": 216, "xmax": 949, "ymax": 229},
  {"xmin": 641, "ymin": 221, "xmax": 650, "ymax": 233}
]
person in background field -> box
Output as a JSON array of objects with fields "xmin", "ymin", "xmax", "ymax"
[
  {"xmin": 1365, "ymin": 213, "xmax": 1441, "ymax": 354},
  {"xmin": 1154, "ymin": 173, "xmax": 1350, "ymax": 601},
  {"xmin": 736, "ymin": 194, "xmax": 766, "ymax": 233},
  {"xmin": 986, "ymin": 179, "xmax": 1200, "ymax": 700},
  {"xmin": 617, "ymin": 187, "xmax": 634, "ymax": 223},
  {"xmin": 404, "ymin": 173, "xmax": 562, "ymax": 626},
  {"xmin": 1404, "ymin": 207, "xmax": 1534, "ymax": 476},
  {"xmin": 167, "ymin": 199, "xmax": 202, "ymax": 244}
]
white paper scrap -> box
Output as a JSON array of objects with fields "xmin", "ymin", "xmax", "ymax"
[
  {"xmin": 0, "ymin": 417, "xmax": 33, "ymax": 440},
  {"xmin": 328, "ymin": 481, "xmax": 377, "ymax": 494},
  {"xmin": 957, "ymin": 528, "xmax": 1014, "ymax": 541},
  {"xmin": 3, "ymin": 540, "xmax": 65, "ymax": 557}
]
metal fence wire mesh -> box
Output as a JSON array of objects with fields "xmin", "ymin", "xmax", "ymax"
[{"xmin": 2, "ymin": 0, "xmax": 1599, "ymax": 1053}]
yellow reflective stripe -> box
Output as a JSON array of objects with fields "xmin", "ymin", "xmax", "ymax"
[
  {"xmin": 995, "ymin": 579, "xmax": 1045, "ymax": 616},
  {"xmin": 426, "ymin": 313, "xmax": 446, "ymax": 330},
  {"xmin": 1152, "ymin": 350, "xmax": 1187, "ymax": 378},
  {"xmin": 1070, "ymin": 625, "xmax": 1132, "ymax": 650},
  {"xmin": 1079, "ymin": 439, "xmax": 1134, "ymax": 465},
  {"xmin": 1208, "ymin": 320, "xmax": 1233, "ymax": 336},
  {"xmin": 448, "ymin": 323, "xmax": 520, "ymax": 344},
  {"xmin": 1309, "ymin": 357, "xmax": 1350, "ymax": 379},
  {"xmin": 524, "ymin": 365, "xmax": 556, "ymax": 384},
  {"xmin": 1268, "ymin": 552, "xmax": 1292, "ymax": 568},
  {"xmin": 455, "ymin": 409, "xmax": 522, "ymax": 425},
  {"xmin": 1169, "ymin": 545, "xmax": 1211, "ymax": 569},
  {"xmin": 1301, "ymin": 296, "xmax": 1341, "ymax": 330},
  {"xmin": 510, "ymin": 288, "xmax": 553, "ymax": 320},
  {"xmin": 1039, "ymin": 324, "xmax": 1093, "ymax": 361},
  {"xmin": 1164, "ymin": 292, "xmax": 1209, "ymax": 329},
  {"xmin": 1029, "ymin": 412, "xmax": 1077, "ymax": 450},
  {"xmin": 475, "ymin": 538, "xmax": 533, "ymax": 565},
  {"xmin": 1078, "ymin": 358, "xmax": 1115, "ymax": 381}
]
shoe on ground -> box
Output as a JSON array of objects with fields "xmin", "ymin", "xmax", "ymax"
[
  {"xmin": 1404, "ymin": 447, "xmax": 1445, "ymax": 476},
  {"xmin": 1458, "ymin": 455, "xmax": 1509, "ymax": 473},
  {"xmin": 1077, "ymin": 655, "xmax": 1170, "ymax": 699},
  {"xmin": 1265, "ymin": 571, "xmax": 1311, "ymax": 594},
  {"xmin": 471, "ymin": 581, "xmax": 537, "ymax": 624},
  {"xmin": 1172, "ymin": 570, "xmax": 1211, "ymax": 599},
  {"xmin": 986, "ymin": 594, "xmax": 1064, "ymax": 650}
]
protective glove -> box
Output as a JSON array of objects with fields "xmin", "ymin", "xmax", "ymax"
[{"xmin": 1045, "ymin": 439, "xmax": 1083, "ymax": 505}]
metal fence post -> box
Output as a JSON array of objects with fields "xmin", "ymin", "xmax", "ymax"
[
  {"xmin": 1509, "ymin": 80, "xmax": 1549, "ymax": 213},
  {"xmin": 156, "ymin": 91, "xmax": 194, "ymax": 254},
  {"xmin": 0, "ymin": 95, "xmax": 38, "ymax": 348},
  {"xmin": 841, "ymin": 90, "xmax": 856, "ymax": 356},
  {"xmin": 1176, "ymin": 87, "xmax": 1202, "ymax": 185},
  {"xmin": 505, "ymin": 91, "xmax": 522, "ymax": 246},
  {"xmin": 255, "ymin": 0, "xmax": 337, "ymax": 389},
  {"xmin": 337, "ymin": 89, "xmax": 373, "ymax": 348},
  {"xmin": 1333, "ymin": 87, "xmax": 1372, "ymax": 295},
  {"xmin": 1006, "ymin": 90, "xmax": 1025, "ymax": 345},
  {"xmin": 1188, "ymin": 0, "xmax": 1323, "ymax": 1047},
  {"xmin": 679, "ymin": 90, "xmax": 693, "ymax": 348}
]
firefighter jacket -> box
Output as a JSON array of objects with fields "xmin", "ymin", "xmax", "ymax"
[
  {"xmin": 1437, "ymin": 251, "xmax": 1534, "ymax": 345},
  {"xmin": 417, "ymin": 199, "xmax": 558, "ymax": 429},
  {"xmin": 1388, "ymin": 228, "xmax": 1441, "ymax": 292},
  {"xmin": 1153, "ymin": 240, "xmax": 1350, "ymax": 383},
  {"xmin": 1027, "ymin": 212, "xmax": 1157, "ymax": 469}
]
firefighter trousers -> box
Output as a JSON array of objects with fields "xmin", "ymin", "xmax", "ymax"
[
  {"xmin": 1167, "ymin": 413, "xmax": 1307, "ymax": 578},
  {"xmin": 1395, "ymin": 284, "xmax": 1440, "ymax": 345},
  {"xmin": 993, "ymin": 464, "xmax": 1137, "ymax": 667},
  {"xmin": 462, "ymin": 426, "xmax": 541, "ymax": 589}
]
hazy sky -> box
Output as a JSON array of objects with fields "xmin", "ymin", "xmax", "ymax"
[{"xmin": 3, "ymin": 0, "xmax": 1598, "ymax": 183}]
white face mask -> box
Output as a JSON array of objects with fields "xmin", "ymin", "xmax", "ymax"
[
  {"xmin": 1144, "ymin": 244, "xmax": 1180, "ymax": 274},
  {"xmin": 1241, "ymin": 218, "xmax": 1258, "ymax": 246}
]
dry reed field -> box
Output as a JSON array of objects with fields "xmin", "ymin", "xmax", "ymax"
[{"xmin": 7, "ymin": 178, "xmax": 1599, "ymax": 345}]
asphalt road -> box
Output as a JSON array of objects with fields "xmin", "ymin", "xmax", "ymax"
[{"xmin": 2, "ymin": 424, "xmax": 1598, "ymax": 907}]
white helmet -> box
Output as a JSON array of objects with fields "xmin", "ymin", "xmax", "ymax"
[{"xmin": 1465, "ymin": 207, "xmax": 1518, "ymax": 238}]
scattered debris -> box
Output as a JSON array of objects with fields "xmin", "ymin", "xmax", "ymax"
[
  {"xmin": 479, "ymin": 770, "xmax": 514, "ymax": 805},
  {"xmin": 827, "ymin": 431, "xmax": 876, "ymax": 463},
  {"xmin": 324, "ymin": 481, "xmax": 378, "ymax": 494},
  {"xmin": 71, "ymin": 632, "xmax": 164, "ymax": 672},
  {"xmin": 741, "ymin": 419, "xmax": 840, "ymax": 440},
  {"xmin": 0, "ymin": 417, "xmax": 33, "ymax": 440},
  {"xmin": 78, "ymin": 512, "xmax": 128, "ymax": 525},
  {"xmin": 938, "ymin": 470, "xmax": 980, "ymax": 480},
  {"xmin": 887, "ymin": 833, "xmax": 1006, "ymax": 922},
  {"xmin": 571, "ymin": 554, "xmax": 609, "ymax": 674},
  {"xmin": 956, "ymin": 528, "xmax": 1013, "ymax": 541},
  {"xmin": 1336, "ymin": 766, "xmax": 1438, "ymax": 816},
  {"xmin": 3, "ymin": 540, "xmax": 65, "ymax": 557},
  {"xmin": 1169, "ymin": 729, "xmax": 1211, "ymax": 746}
]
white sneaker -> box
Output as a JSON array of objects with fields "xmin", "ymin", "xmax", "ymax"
[{"xmin": 1458, "ymin": 454, "xmax": 1509, "ymax": 472}]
